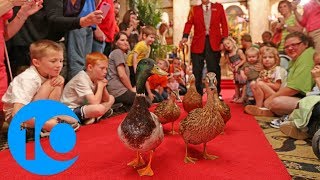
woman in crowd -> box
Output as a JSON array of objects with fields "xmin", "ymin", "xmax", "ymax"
[
  {"xmin": 274, "ymin": 0, "xmax": 302, "ymax": 53},
  {"xmin": 118, "ymin": 9, "xmax": 140, "ymax": 50},
  {"xmin": 107, "ymin": 32, "xmax": 136, "ymax": 110}
]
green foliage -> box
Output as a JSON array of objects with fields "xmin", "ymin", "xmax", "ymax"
[
  {"xmin": 135, "ymin": 0, "xmax": 163, "ymax": 59},
  {"xmin": 135, "ymin": 0, "xmax": 162, "ymax": 27}
]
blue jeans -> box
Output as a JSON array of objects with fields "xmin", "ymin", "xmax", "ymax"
[
  {"xmin": 92, "ymin": 39, "xmax": 106, "ymax": 53},
  {"xmin": 66, "ymin": 27, "xmax": 93, "ymax": 80}
]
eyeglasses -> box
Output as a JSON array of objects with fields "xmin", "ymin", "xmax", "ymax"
[{"xmin": 284, "ymin": 41, "xmax": 302, "ymax": 50}]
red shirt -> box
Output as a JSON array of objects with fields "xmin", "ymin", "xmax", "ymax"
[{"xmin": 148, "ymin": 74, "xmax": 168, "ymax": 90}]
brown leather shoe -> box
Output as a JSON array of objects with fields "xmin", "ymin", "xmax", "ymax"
[
  {"xmin": 244, "ymin": 105, "xmax": 275, "ymax": 117},
  {"xmin": 280, "ymin": 121, "xmax": 309, "ymax": 140}
]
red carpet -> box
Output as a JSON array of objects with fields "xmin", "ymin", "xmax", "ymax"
[
  {"xmin": 221, "ymin": 79, "xmax": 235, "ymax": 89},
  {"xmin": 0, "ymin": 89, "xmax": 290, "ymax": 179}
]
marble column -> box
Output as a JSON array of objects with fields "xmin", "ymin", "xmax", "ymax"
[
  {"xmin": 173, "ymin": 0, "xmax": 190, "ymax": 45},
  {"xmin": 248, "ymin": 0, "xmax": 270, "ymax": 43}
]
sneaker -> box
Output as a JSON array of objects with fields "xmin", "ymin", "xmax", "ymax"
[
  {"xmin": 40, "ymin": 129, "xmax": 50, "ymax": 138},
  {"xmin": 270, "ymin": 115, "xmax": 289, "ymax": 129},
  {"xmin": 57, "ymin": 118, "xmax": 80, "ymax": 131},
  {"xmin": 97, "ymin": 108, "xmax": 114, "ymax": 122},
  {"xmin": 219, "ymin": 95, "xmax": 223, "ymax": 101},
  {"xmin": 244, "ymin": 105, "xmax": 274, "ymax": 117},
  {"xmin": 280, "ymin": 121, "xmax": 309, "ymax": 140},
  {"xmin": 83, "ymin": 118, "xmax": 96, "ymax": 125}
]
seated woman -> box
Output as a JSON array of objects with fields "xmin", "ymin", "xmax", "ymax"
[
  {"xmin": 249, "ymin": 47, "xmax": 287, "ymax": 108},
  {"xmin": 107, "ymin": 32, "xmax": 136, "ymax": 110},
  {"xmin": 279, "ymin": 52, "xmax": 320, "ymax": 140}
]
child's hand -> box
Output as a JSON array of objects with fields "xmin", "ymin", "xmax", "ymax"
[
  {"xmin": 50, "ymin": 75, "xmax": 64, "ymax": 87},
  {"xmin": 97, "ymin": 79, "xmax": 108, "ymax": 87},
  {"xmin": 311, "ymin": 65, "xmax": 320, "ymax": 79},
  {"xmin": 254, "ymin": 63, "xmax": 264, "ymax": 71},
  {"xmin": 131, "ymin": 87, "xmax": 136, "ymax": 93},
  {"xmin": 234, "ymin": 65, "xmax": 239, "ymax": 72},
  {"xmin": 148, "ymin": 93, "xmax": 155, "ymax": 102}
]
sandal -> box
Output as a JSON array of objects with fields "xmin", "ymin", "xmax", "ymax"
[{"xmin": 234, "ymin": 98, "xmax": 244, "ymax": 104}]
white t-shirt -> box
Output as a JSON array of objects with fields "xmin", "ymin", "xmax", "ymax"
[
  {"xmin": 2, "ymin": 66, "xmax": 47, "ymax": 121},
  {"xmin": 61, "ymin": 71, "xmax": 95, "ymax": 109}
]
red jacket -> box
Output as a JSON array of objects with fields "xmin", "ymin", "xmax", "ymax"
[{"xmin": 183, "ymin": 3, "xmax": 228, "ymax": 53}]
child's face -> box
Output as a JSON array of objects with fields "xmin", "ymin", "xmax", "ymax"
[
  {"xmin": 262, "ymin": 52, "xmax": 276, "ymax": 69},
  {"xmin": 145, "ymin": 34, "xmax": 156, "ymax": 45},
  {"xmin": 262, "ymin": 33, "xmax": 271, "ymax": 43},
  {"xmin": 89, "ymin": 60, "xmax": 108, "ymax": 81},
  {"xmin": 172, "ymin": 59, "xmax": 181, "ymax": 67},
  {"xmin": 157, "ymin": 60, "xmax": 168, "ymax": 71},
  {"xmin": 34, "ymin": 50, "xmax": 63, "ymax": 78},
  {"xmin": 223, "ymin": 39, "xmax": 233, "ymax": 51},
  {"xmin": 314, "ymin": 54, "xmax": 320, "ymax": 66},
  {"xmin": 246, "ymin": 52, "xmax": 259, "ymax": 64}
]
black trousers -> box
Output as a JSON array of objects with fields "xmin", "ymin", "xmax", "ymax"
[{"xmin": 191, "ymin": 36, "xmax": 221, "ymax": 95}]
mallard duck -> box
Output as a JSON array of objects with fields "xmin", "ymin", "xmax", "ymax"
[
  {"xmin": 182, "ymin": 74, "xmax": 202, "ymax": 113},
  {"xmin": 118, "ymin": 58, "xmax": 168, "ymax": 176},
  {"xmin": 154, "ymin": 89, "xmax": 181, "ymax": 135},
  {"xmin": 179, "ymin": 72, "xmax": 225, "ymax": 163}
]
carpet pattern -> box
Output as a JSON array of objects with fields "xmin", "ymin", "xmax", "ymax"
[{"xmin": 255, "ymin": 116, "xmax": 320, "ymax": 180}]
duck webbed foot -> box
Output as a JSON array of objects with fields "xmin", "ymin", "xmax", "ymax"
[
  {"xmin": 137, "ymin": 150, "xmax": 154, "ymax": 176},
  {"xmin": 184, "ymin": 143, "xmax": 198, "ymax": 164},
  {"xmin": 202, "ymin": 143, "xmax": 218, "ymax": 160},
  {"xmin": 184, "ymin": 156, "xmax": 198, "ymax": 164},
  {"xmin": 127, "ymin": 151, "xmax": 145, "ymax": 168},
  {"xmin": 169, "ymin": 122, "xmax": 179, "ymax": 135}
]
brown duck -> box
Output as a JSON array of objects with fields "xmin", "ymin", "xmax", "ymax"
[
  {"xmin": 182, "ymin": 74, "xmax": 202, "ymax": 113},
  {"xmin": 179, "ymin": 72, "xmax": 225, "ymax": 163},
  {"xmin": 154, "ymin": 90, "xmax": 181, "ymax": 135}
]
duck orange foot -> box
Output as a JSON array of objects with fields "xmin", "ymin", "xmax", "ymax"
[
  {"xmin": 137, "ymin": 165, "xmax": 154, "ymax": 176},
  {"xmin": 203, "ymin": 153, "xmax": 218, "ymax": 160},
  {"xmin": 169, "ymin": 130, "xmax": 179, "ymax": 135},
  {"xmin": 184, "ymin": 156, "xmax": 198, "ymax": 164},
  {"xmin": 127, "ymin": 153, "xmax": 145, "ymax": 168}
]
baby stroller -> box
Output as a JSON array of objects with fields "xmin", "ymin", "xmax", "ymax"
[{"xmin": 309, "ymin": 103, "xmax": 320, "ymax": 159}]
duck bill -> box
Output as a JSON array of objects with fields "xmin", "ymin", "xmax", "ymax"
[{"xmin": 151, "ymin": 64, "xmax": 168, "ymax": 76}]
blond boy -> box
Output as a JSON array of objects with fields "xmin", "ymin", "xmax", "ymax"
[
  {"xmin": 61, "ymin": 52, "xmax": 115, "ymax": 125},
  {"xmin": 127, "ymin": 26, "xmax": 156, "ymax": 86},
  {"xmin": 146, "ymin": 59, "xmax": 169, "ymax": 103},
  {"xmin": 2, "ymin": 40, "xmax": 67, "ymax": 134}
]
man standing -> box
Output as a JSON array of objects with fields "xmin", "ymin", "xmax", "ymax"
[{"xmin": 181, "ymin": 0, "xmax": 228, "ymax": 98}]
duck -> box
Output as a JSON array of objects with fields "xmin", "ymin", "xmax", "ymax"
[
  {"xmin": 118, "ymin": 58, "xmax": 168, "ymax": 176},
  {"xmin": 211, "ymin": 76, "xmax": 231, "ymax": 124},
  {"xmin": 154, "ymin": 89, "xmax": 181, "ymax": 135},
  {"xmin": 182, "ymin": 74, "xmax": 202, "ymax": 113},
  {"xmin": 179, "ymin": 72, "xmax": 225, "ymax": 163}
]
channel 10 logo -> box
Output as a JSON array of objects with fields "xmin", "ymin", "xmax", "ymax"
[{"xmin": 8, "ymin": 100, "xmax": 79, "ymax": 175}]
